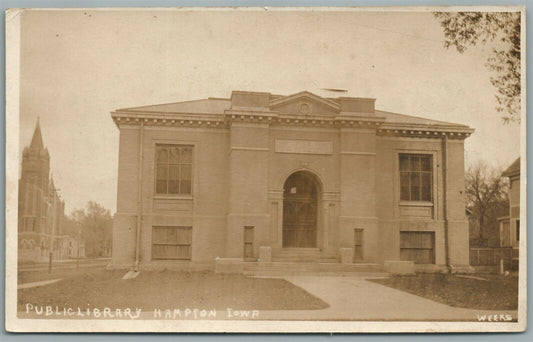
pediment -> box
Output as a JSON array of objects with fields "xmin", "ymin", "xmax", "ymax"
[{"xmin": 269, "ymin": 91, "xmax": 340, "ymax": 116}]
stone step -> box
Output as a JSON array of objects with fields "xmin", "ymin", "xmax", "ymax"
[
  {"xmin": 243, "ymin": 262, "xmax": 385, "ymax": 276},
  {"xmin": 272, "ymin": 254, "xmax": 339, "ymax": 262},
  {"xmin": 273, "ymin": 248, "xmax": 321, "ymax": 254},
  {"xmin": 271, "ymin": 248, "xmax": 338, "ymax": 263},
  {"xmin": 246, "ymin": 270, "xmax": 388, "ymax": 277}
]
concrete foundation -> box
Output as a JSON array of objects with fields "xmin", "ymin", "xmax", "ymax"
[{"xmin": 215, "ymin": 258, "xmax": 244, "ymax": 274}]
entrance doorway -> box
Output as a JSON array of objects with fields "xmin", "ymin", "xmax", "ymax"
[{"xmin": 282, "ymin": 171, "xmax": 320, "ymax": 248}]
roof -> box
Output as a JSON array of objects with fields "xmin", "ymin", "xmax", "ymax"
[
  {"xmin": 502, "ymin": 157, "xmax": 520, "ymax": 178},
  {"xmin": 376, "ymin": 110, "xmax": 471, "ymax": 129},
  {"xmin": 29, "ymin": 119, "xmax": 45, "ymax": 150},
  {"xmin": 118, "ymin": 98, "xmax": 231, "ymax": 114},
  {"xmin": 117, "ymin": 97, "xmax": 468, "ymax": 128}
]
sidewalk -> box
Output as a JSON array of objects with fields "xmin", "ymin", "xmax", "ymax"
[
  {"xmin": 18, "ymin": 279, "xmax": 62, "ymax": 289},
  {"xmin": 254, "ymin": 275, "xmax": 517, "ymax": 321}
]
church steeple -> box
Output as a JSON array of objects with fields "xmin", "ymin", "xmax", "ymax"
[{"xmin": 29, "ymin": 117, "xmax": 45, "ymax": 150}]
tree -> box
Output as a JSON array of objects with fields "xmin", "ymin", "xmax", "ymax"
[
  {"xmin": 69, "ymin": 201, "xmax": 113, "ymax": 257},
  {"xmin": 433, "ymin": 12, "xmax": 521, "ymax": 123},
  {"xmin": 465, "ymin": 162, "xmax": 509, "ymax": 246}
]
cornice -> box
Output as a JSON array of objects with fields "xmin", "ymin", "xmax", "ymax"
[
  {"xmin": 377, "ymin": 125, "xmax": 474, "ymax": 140},
  {"xmin": 111, "ymin": 111, "xmax": 474, "ymax": 139}
]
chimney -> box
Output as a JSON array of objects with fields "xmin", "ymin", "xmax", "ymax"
[
  {"xmin": 230, "ymin": 91, "xmax": 271, "ymax": 110},
  {"xmin": 339, "ymin": 97, "xmax": 375, "ymax": 114}
]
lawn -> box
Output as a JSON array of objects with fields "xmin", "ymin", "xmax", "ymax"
[
  {"xmin": 369, "ymin": 273, "xmax": 518, "ymax": 310},
  {"xmin": 18, "ymin": 269, "xmax": 329, "ymax": 312}
]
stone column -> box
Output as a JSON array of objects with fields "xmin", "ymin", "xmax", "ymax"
[
  {"xmin": 225, "ymin": 121, "xmax": 270, "ymax": 258},
  {"xmin": 338, "ymin": 127, "xmax": 378, "ymax": 263},
  {"xmin": 445, "ymin": 138, "xmax": 471, "ymax": 268}
]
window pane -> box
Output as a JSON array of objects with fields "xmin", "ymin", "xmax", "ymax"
[
  {"xmin": 152, "ymin": 245, "xmax": 166, "ymax": 259},
  {"xmin": 167, "ymin": 228, "xmax": 178, "ymax": 243},
  {"xmin": 169, "ymin": 147, "xmax": 180, "ymax": 164},
  {"xmin": 421, "ymin": 173, "xmax": 431, "ymax": 201},
  {"xmin": 399, "ymin": 155, "xmax": 409, "ymax": 171},
  {"xmin": 156, "ymin": 164, "xmax": 167, "ymax": 180},
  {"xmin": 177, "ymin": 246, "xmax": 192, "ymax": 259},
  {"xmin": 168, "ymin": 181, "xmax": 179, "ymax": 194},
  {"xmin": 411, "ymin": 156, "xmax": 421, "ymax": 171},
  {"xmin": 180, "ymin": 165, "xmax": 191, "ymax": 180},
  {"xmin": 169, "ymin": 165, "xmax": 179, "ymax": 180},
  {"xmin": 179, "ymin": 165, "xmax": 192, "ymax": 194},
  {"xmin": 152, "ymin": 227, "xmax": 167, "ymax": 244},
  {"xmin": 410, "ymin": 173, "xmax": 420, "ymax": 201},
  {"xmin": 177, "ymin": 227, "xmax": 192, "ymax": 244},
  {"xmin": 181, "ymin": 147, "xmax": 192, "ymax": 163},
  {"xmin": 421, "ymin": 156, "xmax": 431, "ymax": 171},
  {"xmin": 165, "ymin": 245, "xmax": 179, "ymax": 258},
  {"xmin": 180, "ymin": 181, "xmax": 191, "ymax": 195},
  {"xmin": 156, "ymin": 180, "xmax": 167, "ymax": 194},
  {"xmin": 156, "ymin": 148, "xmax": 168, "ymax": 163},
  {"xmin": 400, "ymin": 173, "xmax": 410, "ymax": 200}
]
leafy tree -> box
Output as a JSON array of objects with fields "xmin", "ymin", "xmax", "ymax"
[
  {"xmin": 434, "ymin": 12, "xmax": 521, "ymax": 123},
  {"xmin": 465, "ymin": 162, "xmax": 509, "ymax": 246},
  {"xmin": 69, "ymin": 201, "xmax": 113, "ymax": 257}
]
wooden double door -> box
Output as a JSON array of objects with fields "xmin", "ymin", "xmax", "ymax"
[{"xmin": 282, "ymin": 171, "xmax": 319, "ymax": 248}]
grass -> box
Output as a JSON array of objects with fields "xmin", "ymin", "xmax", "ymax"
[
  {"xmin": 18, "ymin": 269, "xmax": 329, "ymax": 311},
  {"xmin": 19, "ymin": 267, "xmax": 101, "ymax": 284},
  {"xmin": 369, "ymin": 273, "xmax": 518, "ymax": 310}
]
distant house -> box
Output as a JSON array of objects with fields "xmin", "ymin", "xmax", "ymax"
[
  {"xmin": 66, "ymin": 236, "xmax": 86, "ymax": 259},
  {"xmin": 110, "ymin": 90, "xmax": 474, "ymax": 272},
  {"xmin": 498, "ymin": 158, "xmax": 520, "ymax": 248},
  {"xmin": 497, "ymin": 158, "xmax": 520, "ymax": 269}
]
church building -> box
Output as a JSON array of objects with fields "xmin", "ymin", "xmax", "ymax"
[
  {"xmin": 18, "ymin": 120, "xmax": 69, "ymax": 262},
  {"xmin": 111, "ymin": 90, "xmax": 474, "ymax": 273}
]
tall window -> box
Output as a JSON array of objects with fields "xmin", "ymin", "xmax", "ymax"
[
  {"xmin": 155, "ymin": 145, "xmax": 192, "ymax": 195},
  {"xmin": 400, "ymin": 231, "xmax": 435, "ymax": 264},
  {"xmin": 400, "ymin": 154, "xmax": 432, "ymax": 202}
]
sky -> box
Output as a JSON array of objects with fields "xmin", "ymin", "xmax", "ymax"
[{"xmin": 17, "ymin": 9, "xmax": 522, "ymax": 214}]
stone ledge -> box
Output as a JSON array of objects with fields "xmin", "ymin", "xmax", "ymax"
[
  {"xmin": 384, "ymin": 260, "xmax": 415, "ymax": 275},
  {"xmin": 259, "ymin": 246, "xmax": 271, "ymax": 263},
  {"xmin": 215, "ymin": 258, "xmax": 244, "ymax": 274},
  {"xmin": 340, "ymin": 248, "xmax": 354, "ymax": 264}
]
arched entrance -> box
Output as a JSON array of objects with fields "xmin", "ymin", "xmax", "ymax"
[{"xmin": 282, "ymin": 171, "xmax": 320, "ymax": 248}]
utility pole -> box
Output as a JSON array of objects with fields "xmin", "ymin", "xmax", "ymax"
[
  {"xmin": 77, "ymin": 220, "xmax": 81, "ymax": 271},
  {"xmin": 48, "ymin": 185, "xmax": 59, "ymax": 274}
]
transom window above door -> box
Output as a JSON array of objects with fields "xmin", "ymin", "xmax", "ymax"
[
  {"xmin": 155, "ymin": 145, "xmax": 192, "ymax": 195},
  {"xmin": 399, "ymin": 154, "xmax": 433, "ymax": 202}
]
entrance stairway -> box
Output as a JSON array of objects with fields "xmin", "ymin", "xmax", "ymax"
[
  {"xmin": 272, "ymin": 248, "xmax": 338, "ymax": 263},
  {"xmin": 243, "ymin": 248, "xmax": 386, "ymax": 276}
]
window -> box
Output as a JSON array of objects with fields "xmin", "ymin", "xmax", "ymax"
[
  {"xmin": 155, "ymin": 145, "xmax": 192, "ymax": 195},
  {"xmin": 243, "ymin": 226, "xmax": 254, "ymax": 261},
  {"xmin": 400, "ymin": 154, "xmax": 432, "ymax": 202},
  {"xmin": 354, "ymin": 229, "xmax": 364, "ymax": 261},
  {"xmin": 152, "ymin": 226, "xmax": 192, "ymax": 260},
  {"xmin": 516, "ymin": 220, "xmax": 520, "ymax": 241},
  {"xmin": 400, "ymin": 231, "xmax": 435, "ymax": 264}
]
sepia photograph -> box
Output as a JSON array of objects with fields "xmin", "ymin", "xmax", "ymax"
[{"xmin": 4, "ymin": 6, "xmax": 527, "ymax": 333}]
